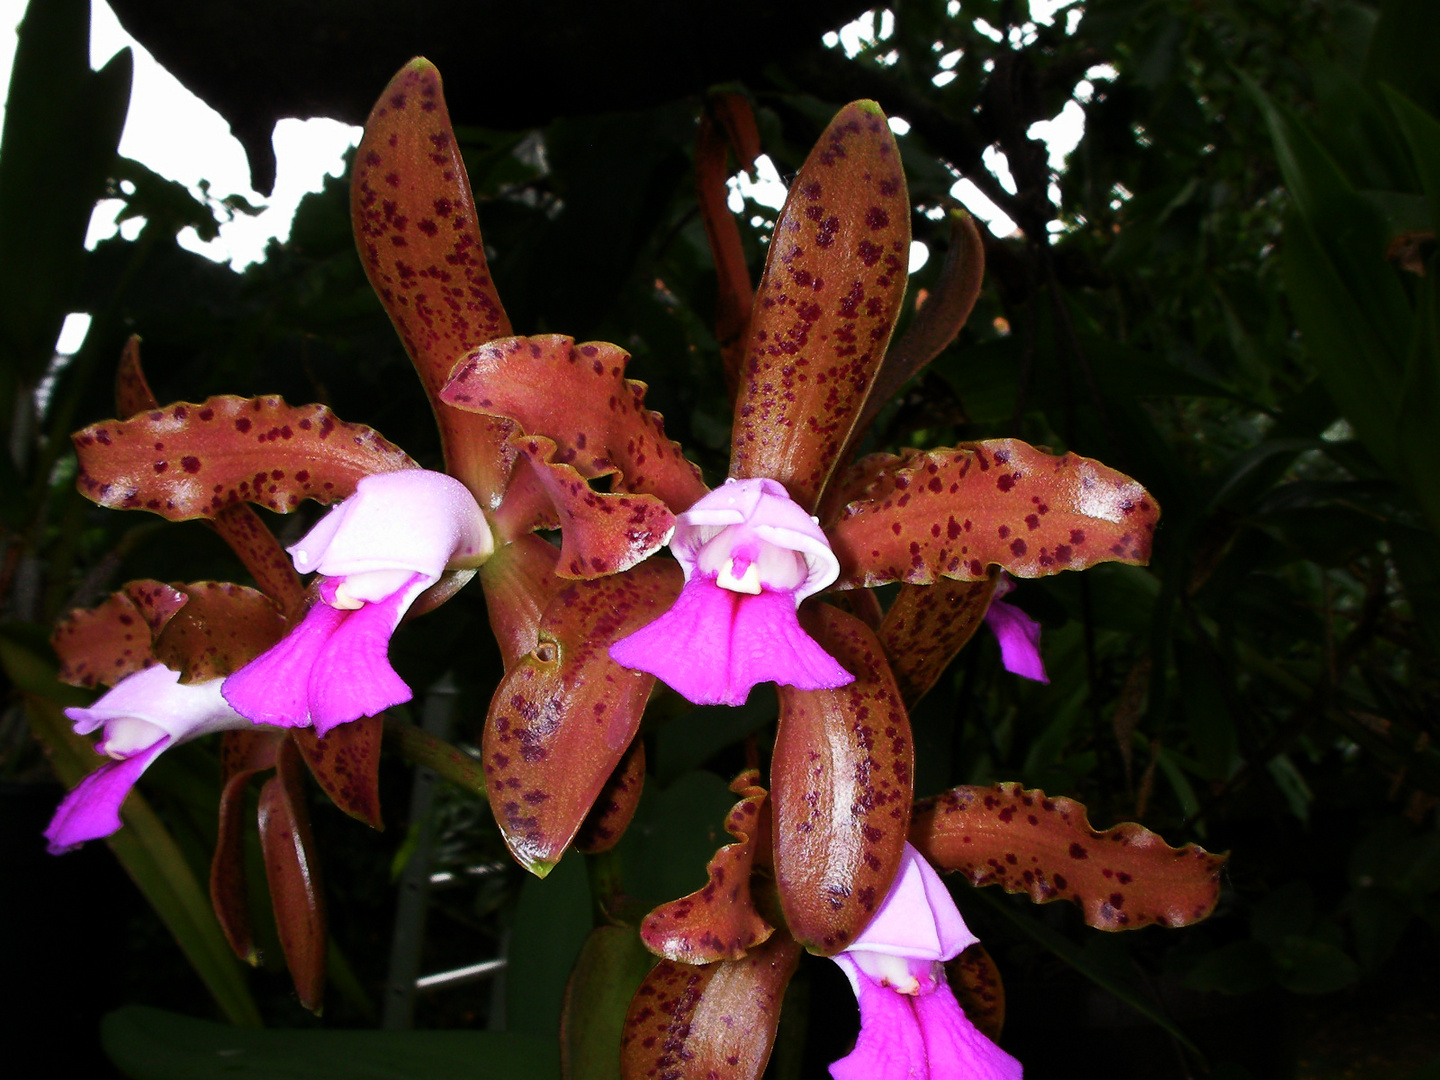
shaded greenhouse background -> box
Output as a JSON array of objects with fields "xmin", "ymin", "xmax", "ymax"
[{"xmin": 1, "ymin": 0, "xmax": 1438, "ymax": 1077}]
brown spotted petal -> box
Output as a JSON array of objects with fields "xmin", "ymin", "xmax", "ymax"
[
  {"xmin": 352, "ymin": 58, "xmax": 516, "ymax": 503},
  {"xmin": 729, "ymin": 101, "xmax": 910, "ymax": 513},
  {"xmin": 292, "ymin": 717, "xmax": 384, "ymax": 830},
  {"xmin": 258, "ymin": 737, "xmax": 327, "ymax": 1012},
  {"xmin": 484, "ymin": 560, "xmax": 681, "ymax": 875},
  {"xmin": 949, "ymin": 944, "xmax": 1006, "ymax": 1043},
  {"xmin": 51, "ymin": 584, "xmax": 175, "ymax": 687},
  {"xmin": 114, "ymin": 338, "xmax": 304, "ymax": 608},
  {"xmin": 879, "ymin": 577, "xmax": 997, "ymax": 708},
  {"xmin": 211, "ymin": 729, "xmax": 284, "ymax": 964},
  {"xmin": 640, "ymin": 772, "xmax": 773, "ymax": 964},
  {"xmin": 575, "ymin": 737, "xmax": 646, "ymax": 855},
  {"xmin": 150, "ymin": 582, "xmax": 285, "ymax": 683},
  {"xmin": 73, "ymin": 396, "xmax": 416, "ymax": 520},
  {"xmin": 911, "ymin": 783, "xmax": 1228, "ymax": 930},
  {"xmin": 771, "ymin": 604, "xmax": 914, "ymax": 955},
  {"xmin": 620, "ymin": 931, "xmax": 801, "ymax": 1080},
  {"xmin": 827, "ymin": 440, "xmax": 1161, "ymax": 588},
  {"xmin": 442, "ymin": 334, "xmax": 707, "ymax": 513},
  {"xmin": 512, "ymin": 435, "xmax": 677, "ymax": 580}
]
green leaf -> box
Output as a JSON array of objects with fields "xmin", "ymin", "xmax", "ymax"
[
  {"xmin": 560, "ymin": 926, "xmax": 656, "ymax": 1080},
  {"xmin": 102, "ymin": 1005, "xmax": 559, "ymax": 1080},
  {"xmin": 1270, "ymin": 935, "xmax": 1360, "ymax": 995},
  {"xmin": 1181, "ymin": 940, "xmax": 1274, "ymax": 996},
  {"xmin": 506, "ymin": 853, "xmax": 592, "ymax": 1042}
]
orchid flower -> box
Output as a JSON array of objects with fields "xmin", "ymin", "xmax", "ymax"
[
  {"xmin": 223, "ymin": 470, "xmax": 491, "ymax": 735},
  {"xmin": 45, "ymin": 664, "xmax": 252, "ymax": 853},
  {"xmin": 829, "ymin": 843, "xmax": 1022, "ymax": 1080},
  {"xmin": 984, "ymin": 573, "xmax": 1048, "ymax": 684},
  {"xmin": 610, "ymin": 478, "xmax": 851, "ymax": 705}
]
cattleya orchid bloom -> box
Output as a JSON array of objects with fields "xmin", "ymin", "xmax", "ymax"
[
  {"xmin": 830, "ymin": 843, "xmax": 1022, "ymax": 1080},
  {"xmin": 610, "ymin": 478, "xmax": 852, "ymax": 705},
  {"xmin": 223, "ymin": 470, "xmax": 491, "ymax": 734},
  {"xmin": 984, "ymin": 573, "xmax": 1048, "ymax": 684},
  {"xmin": 46, "ymin": 664, "xmax": 252, "ymax": 853}
]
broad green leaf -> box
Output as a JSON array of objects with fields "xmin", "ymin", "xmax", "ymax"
[
  {"xmin": 507, "ymin": 853, "xmax": 593, "ymax": 1043},
  {"xmin": 730, "ymin": 101, "xmax": 910, "ymax": 512},
  {"xmin": 102, "ymin": 1005, "xmax": 558, "ymax": 1080},
  {"xmin": 560, "ymin": 926, "xmax": 657, "ymax": 1080}
]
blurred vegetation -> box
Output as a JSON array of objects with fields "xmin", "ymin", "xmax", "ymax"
[{"xmin": 2, "ymin": 0, "xmax": 1438, "ymax": 1077}]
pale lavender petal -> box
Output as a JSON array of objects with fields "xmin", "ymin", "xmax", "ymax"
[
  {"xmin": 672, "ymin": 478, "xmax": 838, "ymax": 600},
  {"xmin": 609, "ymin": 575, "xmax": 742, "ymax": 705},
  {"xmin": 305, "ymin": 572, "xmax": 424, "ymax": 734},
  {"xmin": 829, "ymin": 959, "xmax": 928, "ymax": 1080},
  {"xmin": 984, "ymin": 600, "xmax": 1048, "ymax": 684},
  {"xmin": 44, "ymin": 738, "xmax": 170, "ymax": 854},
  {"xmin": 289, "ymin": 470, "xmax": 490, "ymax": 579},
  {"xmin": 849, "ymin": 842, "xmax": 979, "ymax": 963},
  {"xmin": 223, "ymin": 600, "xmax": 347, "ymax": 727},
  {"xmin": 914, "ymin": 978, "xmax": 1024, "ymax": 1080},
  {"xmin": 728, "ymin": 587, "xmax": 853, "ymax": 697},
  {"xmin": 64, "ymin": 663, "xmax": 243, "ymax": 742}
]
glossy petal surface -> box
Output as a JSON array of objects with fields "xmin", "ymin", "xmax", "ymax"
[
  {"xmin": 878, "ymin": 578, "xmax": 995, "ymax": 707},
  {"xmin": 847, "ymin": 842, "xmax": 977, "ymax": 962},
  {"xmin": 73, "ymin": 396, "xmax": 415, "ymax": 519},
  {"xmin": 477, "ymin": 532, "xmax": 563, "ymax": 669},
  {"xmin": 44, "ymin": 739, "xmax": 168, "ymax": 853},
  {"xmin": 442, "ymin": 334, "xmax": 707, "ymax": 513},
  {"xmin": 150, "ymin": 582, "xmax": 286, "ymax": 683},
  {"xmin": 352, "ymin": 58, "xmax": 515, "ymax": 503},
  {"xmin": 211, "ymin": 728, "xmax": 284, "ymax": 963},
  {"xmin": 912, "ymin": 979, "xmax": 1023, "ymax": 1080},
  {"xmin": 512, "ymin": 435, "xmax": 677, "ymax": 579},
  {"xmin": 484, "ymin": 561, "xmax": 680, "ymax": 874},
  {"xmin": 771, "ymin": 604, "xmax": 913, "ymax": 954},
  {"xmin": 984, "ymin": 599, "xmax": 1048, "ymax": 683},
  {"xmin": 292, "ymin": 716, "xmax": 384, "ymax": 830},
  {"xmin": 621, "ymin": 932, "xmax": 800, "ymax": 1080},
  {"xmin": 574, "ymin": 737, "xmax": 646, "ymax": 855},
  {"xmin": 52, "ymin": 585, "xmax": 171, "ymax": 687},
  {"xmin": 258, "ymin": 738, "xmax": 326, "ymax": 1012},
  {"xmin": 911, "ymin": 783, "xmax": 1227, "ymax": 930},
  {"xmin": 729, "ymin": 101, "xmax": 910, "ymax": 511},
  {"xmin": 828, "ymin": 441, "xmax": 1160, "ymax": 587},
  {"xmin": 641, "ymin": 773, "xmax": 773, "ymax": 963}
]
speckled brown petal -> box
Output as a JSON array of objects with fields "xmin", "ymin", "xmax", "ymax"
[
  {"xmin": 291, "ymin": 717, "xmax": 384, "ymax": 831},
  {"xmin": 879, "ymin": 577, "xmax": 996, "ymax": 708},
  {"xmin": 771, "ymin": 604, "xmax": 914, "ymax": 955},
  {"xmin": 352, "ymin": 58, "xmax": 515, "ymax": 504},
  {"xmin": 640, "ymin": 772, "xmax": 773, "ymax": 964},
  {"xmin": 827, "ymin": 440, "xmax": 1161, "ymax": 588},
  {"xmin": 73, "ymin": 396, "xmax": 416, "ymax": 520},
  {"xmin": 150, "ymin": 582, "xmax": 285, "ymax": 683},
  {"xmin": 484, "ymin": 560, "xmax": 680, "ymax": 875},
  {"xmin": 575, "ymin": 737, "xmax": 646, "ymax": 855},
  {"xmin": 512, "ymin": 435, "xmax": 677, "ymax": 580},
  {"xmin": 114, "ymin": 339, "xmax": 304, "ymax": 608},
  {"xmin": 620, "ymin": 931, "xmax": 801, "ymax": 1080},
  {"xmin": 121, "ymin": 580, "xmax": 190, "ymax": 637},
  {"xmin": 911, "ymin": 782, "xmax": 1228, "ymax": 931},
  {"xmin": 442, "ymin": 334, "xmax": 707, "ymax": 514},
  {"xmin": 210, "ymin": 729, "xmax": 284, "ymax": 964},
  {"xmin": 51, "ymin": 586, "xmax": 168, "ymax": 687},
  {"xmin": 259, "ymin": 737, "xmax": 326, "ymax": 1013},
  {"xmin": 729, "ymin": 100, "xmax": 910, "ymax": 512},
  {"xmin": 948, "ymin": 944, "xmax": 1005, "ymax": 1043}
]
